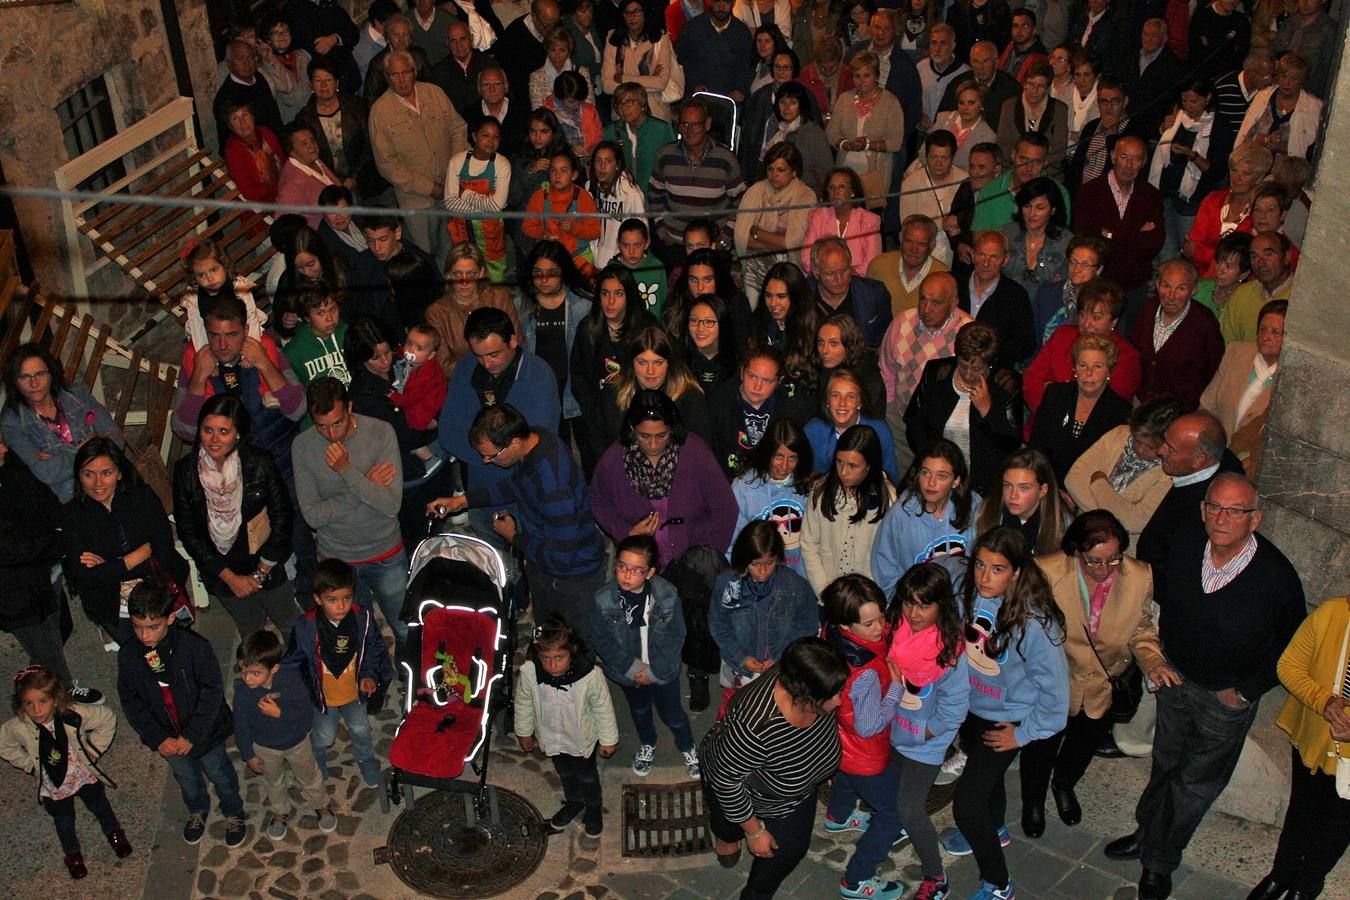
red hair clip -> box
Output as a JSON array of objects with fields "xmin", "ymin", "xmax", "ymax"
[
  {"xmin": 12, "ymin": 665, "xmax": 43, "ymax": 683},
  {"xmin": 179, "ymin": 238, "xmax": 199, "ymax": 261}
]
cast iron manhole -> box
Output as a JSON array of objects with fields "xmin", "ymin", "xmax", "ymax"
[
  {"xmin": 385, "ymin": 784, "xmax": 548, "ymax": 897},
  {"xmin": 621, "ymin": 780, "xmax": 714, "ymax": 857}
]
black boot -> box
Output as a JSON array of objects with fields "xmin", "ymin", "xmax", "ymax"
[
  {"xmin": 1245, "ymin": 874, "xmax": 1290, "ymax": 900},
  {"xmin": 688, "ymin": 672, "xmax": 710, "ymax": 712}
]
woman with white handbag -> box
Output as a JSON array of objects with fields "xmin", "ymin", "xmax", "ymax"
[{"xmin": 1249, "ymin": 595, "xmax": 1350, "ymax": 900}]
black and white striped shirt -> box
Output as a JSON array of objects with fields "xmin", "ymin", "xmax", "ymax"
[{"xmin": 699, "ymin": 671, "xmax": 841, "ymax": 821}]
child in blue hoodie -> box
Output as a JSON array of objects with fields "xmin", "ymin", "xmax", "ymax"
[
  {"xmin": 730, "ymin": 419, "xmax": 818, "ymax": 576},
  {"xmin": 942, "ymin": 527, "xmax": 1069, "ymax": 900},
  {"xmin": 886, "ymin": 562, "xmax": 970, "ymax": 900},
  {"xmin": 872, "ymin": 440, "xmax": 982, "ymax": 596}
]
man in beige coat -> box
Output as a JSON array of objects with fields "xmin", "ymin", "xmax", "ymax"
[{"xmin": 369, "ymin": 50, "xmax": 467, "ymax": 265}]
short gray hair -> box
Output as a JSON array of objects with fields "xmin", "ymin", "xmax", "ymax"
[{"xmin": 811, "ymin": 236, "xmax": 853, "ymax": 271}]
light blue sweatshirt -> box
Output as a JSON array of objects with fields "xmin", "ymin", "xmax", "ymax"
[
  {"xmin": 871, "ymin": 493, "xmax": 984, "ymax": 597},
  {"xmin": 730, "ymin": 473, "xmax": 809, "ymax": 576},
  {"xmin": 884, "ymin": 656, "xmax": 971, "ymax": 765},
  {"xmin": 963, "ymin": 593, "xmax": 1070, "ymax": 748}
]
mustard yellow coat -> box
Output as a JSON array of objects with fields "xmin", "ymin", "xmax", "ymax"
[{"xmin": 1277, "ymin": 597, "xmax": 1349, "ymax": 775}]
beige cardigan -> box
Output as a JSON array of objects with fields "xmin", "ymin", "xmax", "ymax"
[
  {"xmin": 1064, "ymin": 424, "xmax": 1172, "ymax": 553},
  {"xmin": 369, "ymin": 82, "xmax": 469, "ymax": 209},
  {"xmin": 1199, "ymin": 341, "xmax": 1272, "ymax": 475},
  {"xmin": 800, "ymin": 482, "xmax": 896, "ymax": 594},
  {"xmin": 733, "ymin": 178, "xmax": 817, "ymax": 261},
  {"xmin": 826, "ymin": 89, "xmax": 906, "ymax": 194}
]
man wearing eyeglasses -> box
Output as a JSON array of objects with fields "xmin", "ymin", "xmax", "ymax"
[
  {"xmin": 1105, "ymin": 473, "xmax": 1304, "ymax": 900},
  {"xmin": 427, "ymin": 404, "xmax": 605, "ymax": 642}
]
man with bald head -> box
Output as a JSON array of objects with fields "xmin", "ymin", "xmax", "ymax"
[
  {"xmin": 212, "ymin": 40, "xmax": 284, "ymax": 153},
  {"xmin": 363, "ymin": 13, "xmax": 433, "ymax": 103},
  {"xmin": 937, "ymin": 41, "xmax": 1021, "ymax": 131},
  {"xmin": 1074, "ymin": 135, "xmax": 1166, "ymax": 327},
  {"xmin": 494, "ymin": 0, "xmax": 561, "ymax": 101},
  {"xmin": 369, "ymin": 50, "xmax": 468, "ymax": 263},
  {"xmin": 1106, "ymin": 472, "xmax": 1303, "ymax": 900},
  {"xmin": 1133, "ymin": 259, "xmax": 1224, "ymax": 411},
  {"xmin": 429, "ymin": 20, "xmax": 498, "ymax": 114},
  {"xmin": 878, "ymin": 270, "xmax": 973, "ymax": 464},
  {"xmin": 1126, "ymin": 19, "xmax": 1184, "ymax": 139}
]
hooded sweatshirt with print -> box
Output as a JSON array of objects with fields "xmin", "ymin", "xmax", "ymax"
[
  {"xmin": 963, "ymin": 592, "xmax": 1069, "ymax": 747},
  {"xmin": 730, "ymin": 473, "xmax": 810, "ymax": 576},
  {"xmin": 871, "ymin": 492, "xmax": 983, "ymax": 596}
]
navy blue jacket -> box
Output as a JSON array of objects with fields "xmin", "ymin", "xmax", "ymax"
[
  {"xmin": 808, "ymin": 275, "xmax": 894, "ymax": 349},
  {"xmin": 287, "ymin": 604, "xmax": 394, "ymax": 713},
  {"xmin": 117, "ymin": 624, "xmax": 233, "ymax": 758},
  {"xmin": 233, "ymin": 664, "xmax": 314, "ymax": 758}
]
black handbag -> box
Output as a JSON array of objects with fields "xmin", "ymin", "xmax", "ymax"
[{"xmin": 1084, "ymin": 624, "xmax": 1145, "ymax": 724}]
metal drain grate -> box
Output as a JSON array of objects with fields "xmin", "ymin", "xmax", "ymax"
[{"xmin": 621, "ymin": 780, "xmax": 713, "ymax": 857}]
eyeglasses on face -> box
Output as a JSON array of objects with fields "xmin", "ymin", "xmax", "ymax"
[
  {"xmin": 1081, "ymin": 555, "xmax": 1123, "ymax": 569},
  {"xmin": 1202, "ymin": 501, "xmax": 1256, "ymax": 518},
  {"xmin": 615, "ymin": 561, "xmax": 649, "ymax": 576}
]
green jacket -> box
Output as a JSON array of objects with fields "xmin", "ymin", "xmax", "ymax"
[
  {"xmin": 971, "ymin": 171, "xmax": 1073, "ymax": 234},
  {"xmin": 603, "ymin": 115, "xmax": 677, "ymax": 201}
]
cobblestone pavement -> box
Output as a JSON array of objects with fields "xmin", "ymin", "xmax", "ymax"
[{"xmin": 5, "ymin": 597, "xmax": 1348, "ymax": 900}]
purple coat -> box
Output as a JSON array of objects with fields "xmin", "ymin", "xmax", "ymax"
[{"xmin": 590, "ymin": 433, "xmax": 738, "ymax": 571}]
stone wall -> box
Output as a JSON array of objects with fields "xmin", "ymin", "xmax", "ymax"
[
  {"xmin": 1258, "ymin": 33, "xmax": 1350, "ymax": 611},
  {"xmin": 0, "ymin": 0, "xmax": 216, "ymax": 312}
]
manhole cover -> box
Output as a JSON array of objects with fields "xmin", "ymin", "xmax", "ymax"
[
  {"xmin": 385, "ymin": 784, "xmax": 548, "ymax": 898},
  {"xmin": 621, "ymin": 780, "xmax": 714, "ymax": 857}
]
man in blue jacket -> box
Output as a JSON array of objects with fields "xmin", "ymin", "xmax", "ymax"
[
  {"xmin": 808, "ymin": 237, "xmax": 894, "ymax": 349},
  {"xmin": 675, "ymin": 0, "xmax": 753, "ymax": 102},
  {"xmin": 438, "ymin": 307, "xmax": 561, "ymax": 545}
]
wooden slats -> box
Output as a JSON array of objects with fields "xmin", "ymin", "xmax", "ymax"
[
  {"xmin": 83, "ymin": 327, "xmax": 109, "ymax": 391},
  {"xmin": 113, "ymin": 350, "xmax": 143, "ymax": 427},
  {"xmin": 65, "ymin": 314, "xmax": 93, "ymax": 382},
  {"xmin": 93, "ymin": 158, "xmax": 224, "ymax": 244},
  {"xmin": 28, "ymin": 297, "xmax": 57, "ymax": 344},
  {"xmin": 81, "ymin": 150, "xmax": 211, "ymax": 232},
  {"xmin": 144, "ymin": 365, "xmax": 178, "ymax": 449},
  {"xmin": 126, "ymin": 174, "xmax": 241, "ymax": 269},
  {"xmin": 47, "ymin": 309, "xmax": 75, "ymax": 361}
]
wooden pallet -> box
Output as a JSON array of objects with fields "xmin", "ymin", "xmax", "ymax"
[{"xmin": 54, "ymin": 97, "xmax": 276, "ymax": 322}]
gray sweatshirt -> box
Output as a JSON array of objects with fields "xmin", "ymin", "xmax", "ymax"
[{"xmin": 293, "ymin": 414, "xmax": 403, "ymax": 561}]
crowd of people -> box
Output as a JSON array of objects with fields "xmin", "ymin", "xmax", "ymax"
[{"xmin": 1, "ymin": 0, "xmax": 1347, "ymax": 898}]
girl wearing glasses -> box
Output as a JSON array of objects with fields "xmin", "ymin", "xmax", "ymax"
[
  {"xmin": 1020, "ymin": 511, "xmax": 1169, "ymax": 838},
  {"xmin": 942, "ymin": 527, "xmax": 1068, "ymax": 900},
  {"xmin": 589, "ymin": 534, "xmax": 702, "ymax": 780},
  {"xmin": 884, "ymin": 562, "xmax": 969, "ymax": 900}
]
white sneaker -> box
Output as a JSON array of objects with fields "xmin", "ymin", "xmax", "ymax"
[
  {"xmin": 935, "ymin": 749, "xmax": 967, "ymax": 786},
  {"xmin": 633, "ymin": 744, "xmax": 655, "ymax": 776},
  {"xmin": 682, "ymin": 748, "xmax": 700, "ymax": 778}
]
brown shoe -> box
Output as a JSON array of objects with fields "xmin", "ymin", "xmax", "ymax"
[
  {"xmin": 107, "ymin": 828, "xmax": 133, "ymax": 858},
  {"xmin": 64, "ymin": 853, "xmax": 88, "ymax": 879}
]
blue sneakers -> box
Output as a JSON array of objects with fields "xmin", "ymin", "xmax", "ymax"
[
  {"xmin": 942, "ymin": 825, "xmax": 1011, "ymax": 856},
  {"xmin": 824, "ymin": 808, "xmax": 872, "ymax": 833},
  {"xmin": 967, "ymin": 879, "xmax": 1016, "ymax": 899},
  {"xmin": 839, "ymin": 876, "xmax": 906, "ymax": 899}
]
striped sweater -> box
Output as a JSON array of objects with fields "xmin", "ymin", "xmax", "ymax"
[
  {"xmin": 466, "ymin": 429, "xmax": 604, "ymax": 578},
  {"xmin": 647, "ymin": 141, "xmax": 746, "ymax": 246},
  {"xmin": 699, "ymin": 669, "xmax": 841, "ymax": 821}
]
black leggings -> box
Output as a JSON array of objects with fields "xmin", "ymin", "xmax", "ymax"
[
  {"xmin": 1019, "ymin": 710, "xmax": 1114, "ymax": 808},
  {"xmin": 952, "ymin": 715, "xmax": 1019, "ymax": 888},
  {"xmin": 42, "ymin": 781, "xmax": 120, "ymax": 855},
  {"xmin": 703, "ymin": 781, "xmax": 818, "ymax": 900}
]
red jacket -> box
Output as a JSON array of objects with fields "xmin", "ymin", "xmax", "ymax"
[
  {"xmin": 223, "ymin": 127, "xmax": 286, "ymax": 203},
  {"xmin": 997, "ymin": 44, "xmax": 1048, "ymax": 83},
  {"xmin": 1022, "ymin": 323, "xmax": 1141, "ymax": 433},
  {"xmin": 827, "ymin": 625, "xmax": 894, "ymax": 776},
  {"xmin": 392, "ymin": 356, "xmax": 448, "ymax": 431}
]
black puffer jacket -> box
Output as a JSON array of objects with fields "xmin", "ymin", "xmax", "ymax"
[
  {"xmin": 173, "ymin": 443, "xmax": 294, "ymax": 598},
  {"xmin": 0, "ymin": 453, "xmax": 64, "ymax": 631}
]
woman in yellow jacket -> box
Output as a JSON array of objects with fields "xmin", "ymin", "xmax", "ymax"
[{"xmin": 1249, "ymin": 596, "xmax": 1350, "ymax": 900}]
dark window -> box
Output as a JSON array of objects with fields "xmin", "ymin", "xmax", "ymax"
[{"xmin": 56, "ymin": 76, "xmax": 125, "ymax": 192}]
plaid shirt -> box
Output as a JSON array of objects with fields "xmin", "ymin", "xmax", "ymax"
[{"xmin": 879, "ymin": 307, "xmax": 973, "ymax": 411}]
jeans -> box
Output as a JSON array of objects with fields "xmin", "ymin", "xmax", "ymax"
[
  {"xmin": 619, "ymin": 679, "xmax": 694, "ymax": 751},
  {"xmin": 1019, "ymin": 709, "xmax": 1114, "ymax": 808},
  {"xmin": 895, "ymin": 754, "xmax": 944, "ymax": 879},
  {"xmin": 1135, "ymin": 678, "xmax": 1260, "ymax": 874},
  {"xmin": 952, "ymin": 715, "xmax": 1020, "ymax": 888},
  {"xmin": 827, "ymin": 762, "xmax": 904, "ymax": 884},
  {"xmin": 7, "ymin": 606, "xmax": 74, "ymax": 687},
  {"xmin": 287, "ymin": 480, "xmax": 317, "ymax": 610},
  {"xmin": 311, "ymin": 698, "xmax": 377, "ymax": 774},
  {"xmin": 165, "ymin": 740, "xmax": 243, "ymax": 818},
  {"xmin": 353, "ymin": 548, "xmax": 409, "ymax": 665},
  {"xmin": 552, "ymin": 745, "xmax": 603, "ymax": 820},
  {"xmin": 1268, "ymin": 745, "xmax": 1350, "ymax": 897},
  {"xmin": 526, "ymin": 564, "xmax": 607, "ymax": 649},
  {"xmin": 42, "ymin": 781, "xmax": 121, "ymax": 854},
  {"xmin": 214, "ymin": 579, "xmax": 301, "ymax": 640},
  {"xmin": 703, "ymin": 780, "xmax": 818, "ymax": 900},
  {"xmin": 1159, "ymin": 198, "xmax": 1198, "ymax": 267}
]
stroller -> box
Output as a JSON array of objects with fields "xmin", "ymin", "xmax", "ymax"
[{"xmin": 380, "ymin": 531, "xmax": 518, "ymax": 824}]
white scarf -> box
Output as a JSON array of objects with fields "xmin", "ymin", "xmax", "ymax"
[
  {"xmin": 287, "ymin": 156, "xmax": 335, "ymax": 187},
  {"xmin": 763, "ymin": 114, "xmax": 803, "ymax": 156},
  {"xmin": 1149, "ymin": 109, "xmax": 1213, "ymax": 202},
  {"xmin": 1235, "ymin": 352, "xmax": 1277, "ymax": 428},
  {"xmin": 333, "ymin": 221, "xmax": 368, "ymax": 253},
  {"xmin": 1070, "ymin": 83, "xmax": 1098, "ymax": 134},
  {"xmin": 198, "ymin": 448, "xmax": 243, "ymax": 556}
]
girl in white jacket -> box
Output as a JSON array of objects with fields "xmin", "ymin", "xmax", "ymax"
[
  {"xmin": 0, "ymin": 666, "xmax": 131, "ymax": 879},
  {"xmin": 514, "ymin": 615, "xmax": 619, "ymax": 838}
]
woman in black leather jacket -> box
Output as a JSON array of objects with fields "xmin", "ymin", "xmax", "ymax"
[{"xmin": 172, "ymin": 394, "xmax": 297, "ymax": 637}]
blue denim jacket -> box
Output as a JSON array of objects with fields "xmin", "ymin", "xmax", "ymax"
[
  {"xmin": 590, "ymin": 575, "xmax": 687, "ymax": 686},
  {"xmin": 515, "ymin": 288, "xmax": 589, "ymax": 420},
  {"xmin": 708, "ymin": 567, "xmax": 819, "ymax": 684},
  {"xmin": 1, "ymin": 386, "xmax": 122, "ymax": 503}
]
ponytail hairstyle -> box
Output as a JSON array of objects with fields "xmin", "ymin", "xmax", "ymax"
[
  {"xmin": 963, "ymin": 526, "xmax": 1065, "ymax": 660},
  {"xmin": 902, "ymin": 438, "xmax": 974, "ymax": 531},
  {"xmin": 975, "ymin": 447, "xmax": 1064, "ymax": 556},
  {"xmin": 11, "ymin": 665, "xmax": 70, "ymax": 716},
  {"xmin": 888, "ymin": 562, "xmax": 964, "ymax": 670},
  {"xmin": 812, "ymin": 424, "xmax": 893, "ymax": 524}
]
